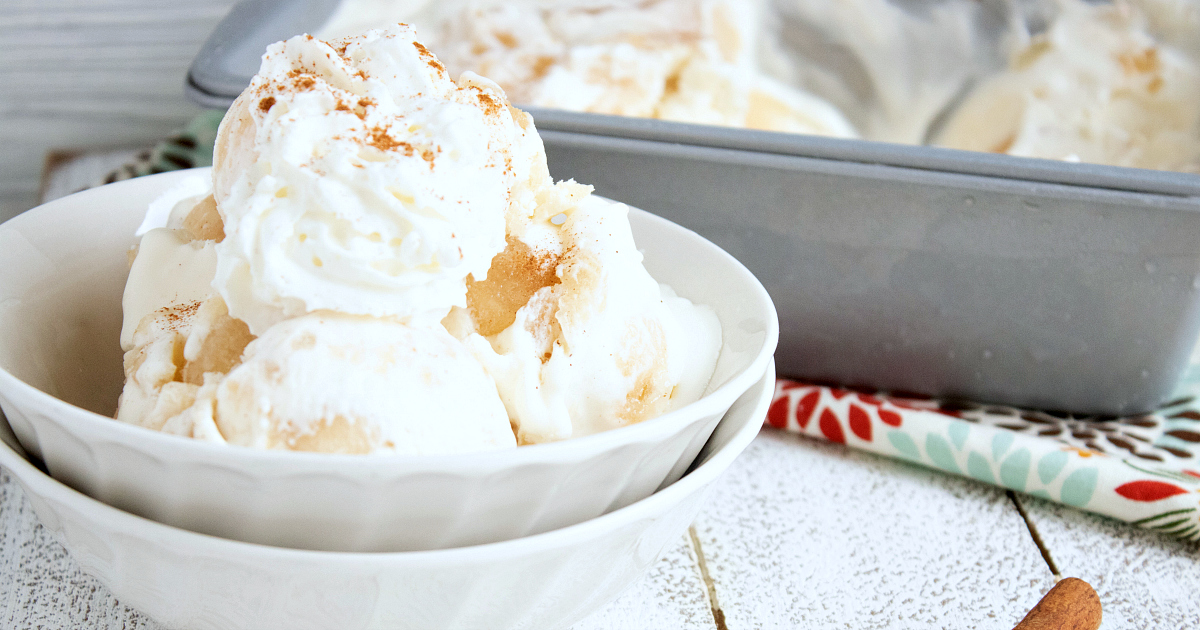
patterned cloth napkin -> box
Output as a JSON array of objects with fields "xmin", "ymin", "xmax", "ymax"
[
  {"xmin": 96, "ymin": 112, "xmax": 1200, "ymax": 541},
  {"xmin": 767, "ymin": 362, "xmax": 1200, "ymax": 541}
]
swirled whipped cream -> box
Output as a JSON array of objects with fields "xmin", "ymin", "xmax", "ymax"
[{"xmin": 212, "ymin": 25, "xmax": 544, "ymax": 334}]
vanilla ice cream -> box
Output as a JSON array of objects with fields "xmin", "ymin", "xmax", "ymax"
[
  {"xmin": 318, "ymin": 0, "xmax": 858, "ymax": 137},
  {"xmin": 212, "ymin": 27, "xmax": 547, "ymax": 335},
  {"xmin": 936, "ymin": 0, "xmax": 1200, "ymax": 172},
  {"xmin": 448, "ymin": 194, "xmax": 721, "ymax": 443},
  {"xmin": 163, "ymin": 312, "xmax": 516, "ymax": 454},
  {"xmin": 116, "ymin": 23, "xmax": 722, "ymax": 453}
]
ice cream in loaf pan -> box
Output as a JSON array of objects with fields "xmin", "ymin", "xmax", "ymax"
[
  {"xmin": 936, "ymin": 0, "xmax": 1200, "ymax": 173},
  {"xmin": 317, "ymin": 0, "xmax": 859, "ymax": 139},
  {"xmin": 311, "ymin": 0, "xmax": 1200, "ymax": 173}
]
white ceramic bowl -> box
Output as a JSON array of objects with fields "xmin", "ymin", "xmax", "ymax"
[
  {"xmin": 0, "ymin": 360, "xmax": 772, "ymax": 630},
  {"xmin": 0, "ymin": 168, "xmax": 778, "ymax": 552}
]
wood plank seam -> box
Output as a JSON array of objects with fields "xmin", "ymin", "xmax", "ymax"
[
  {"xmin": 687, "ymin": 524, "xmax": 728, "ymax": 630},
  {"xmin": 1008, "ymin": 490, "xmax": 1062, "ymax": 580}
]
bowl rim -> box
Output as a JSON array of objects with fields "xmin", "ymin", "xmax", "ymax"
[
  {"xmin": 0, "ymin": 168, "xmax": 779, "ymax": 472},
  {"xmin": 0, "ymin": 360, "xmax": 773, "ymax": 564}
]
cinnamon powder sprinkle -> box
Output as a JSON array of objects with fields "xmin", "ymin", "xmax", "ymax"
[
  {"xmin": 476, "ymin": 91, "xmax": 501, "ymax": 116},
  {"xmin": 352, "ymin": 97, "xmax": 374, "ymax": 120},
  {"xmin": 412, "ymin": 41, "xmax": 446, "ymax": 74},
  {"xmin": 158, "ymin": 301, "xmax": 201, "ymax": 334},
  {"xmin": 363, "ymin": 125, "xmax": 437, "ymax": 164},
  {"xmin": 286, "ymin": 69, "xmax": 316, "ymax": 90},
  {"xmin": 367, "ymin": 126, "xmax": 407, "ymax": 152},
  {"xmin": 259, "ymin": 96, "xmax": 276, "ymax": 113}
]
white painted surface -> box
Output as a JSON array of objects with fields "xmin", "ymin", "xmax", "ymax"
[
  {"xmin": 693, "ymin": 429, "xmax": 1053, "ymax": 628},
  {"xmin": 570, "ymin": 535, "xmax": 716, "ymax": 630},
  {"xmin": 0, "ymin": 470, "xmax": 157, "ymax": 630},
  {"xmin": 1017, "ymin": 495, "xmax": 1200, "ymax": 629}
]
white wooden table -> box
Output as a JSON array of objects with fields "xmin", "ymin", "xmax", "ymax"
[{"xmin": 3, "ymin": 428, "xmax": 1196, "ymax": 628}]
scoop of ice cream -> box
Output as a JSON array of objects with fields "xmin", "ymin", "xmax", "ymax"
[
  {"xmin": 321, "ymin": 0, "xmax": 857, "ymax": 137},
  {"xmin": 164, "ymin": 312, "xmax": 515, "ymax": 455},
  {"xmin": 117, "ymin": 300, "xmax": 200, "ymax": 432},
  {"xmin": 120, "ymin": 227, "xmax": 218, "ymax": 352},
  {"xmin": 212, "ymin": 24, "xmax": 546, "ymax": 335},
  {"xmin": 119, "ymin": 190, "xmax": 514, "ymax": 455},
  {"xmin": 450, "ymin": 193, "xmax": 722, "ymax": 443},
  {"xmin": 117, "ymin": 294, "xmax": 254, "ymax": 431},
  {"xmin": 117, "ymin": 192, "xmax": 255, "ymax": 432},
  {"xmin": 936, "ymin": 0, "xmax": 1200, "ymax": 172}
]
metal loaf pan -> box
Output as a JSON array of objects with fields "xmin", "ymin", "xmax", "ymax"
[
  {"xmin": 185, "ymin": 3, "xmax": 1200, "ymax": 416},
  {"xmin": 527, "ymin": 110, "xmax": 1200, "ymax": 416}
]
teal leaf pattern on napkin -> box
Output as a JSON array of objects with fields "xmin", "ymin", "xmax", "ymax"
[
  {"xmin": 948, "ymin": 421, "xmax": 970, "ymax": 450},
  {"xmin": 888, "ymin": 431, "xmax": 921, "ymax": 461},
  {"xmin": 1000, "ymin": 448, "xmax": 1031, "ymax": 492},
  {"xmin": 991, "ymin": 431, "xmax": 1015, "ymax": 462},
  {"xmin": 1037, "ymin": 450, "xmax": 1069, "ymax": 485},
  {"xmin": 925, "ymin": 434, "xmax": 961, "ymax": 475},
  {"xmin": 1060, "ymin": 467, "xmax": 1099, "ymax": 507},
  {"xmin": 967, "ymin": 452, "xmax": 995, "ymax": 484}
]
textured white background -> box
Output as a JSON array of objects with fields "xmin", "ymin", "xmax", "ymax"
[{"xmin": 3, "ymin": 429, "xmax": 1198, "ymax": 628}]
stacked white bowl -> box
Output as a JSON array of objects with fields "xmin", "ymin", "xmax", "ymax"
[{"xmin": 0, "ymin": 170, "xmax": 778, "ymax": 629}]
